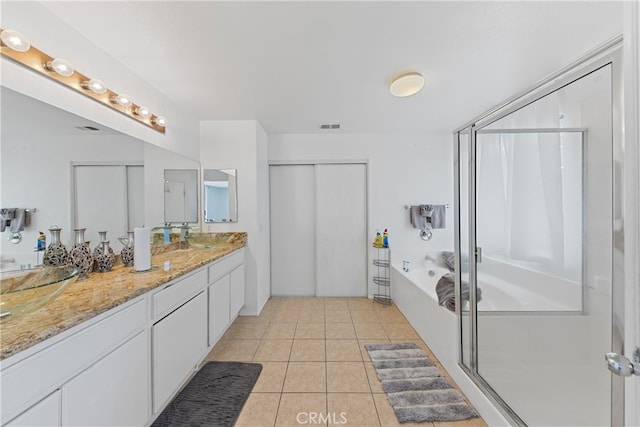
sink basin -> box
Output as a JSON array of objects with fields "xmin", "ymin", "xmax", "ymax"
[{"xmin": 0, "ymin": 265, "xmax": 80, "ymax": 320}]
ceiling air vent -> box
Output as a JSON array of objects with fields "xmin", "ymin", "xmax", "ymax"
[
  {"xmin": 76, "ymin": 125, "xmax": 101, "ymax": 131},
  {"xmin": 320, "ymin": 123, "xmax": 341, "ymax": 130}
]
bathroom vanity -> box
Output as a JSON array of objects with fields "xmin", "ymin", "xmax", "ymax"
[{"xmin": 0, "ymin": 233, "xmax": 246, "ymax": 426}]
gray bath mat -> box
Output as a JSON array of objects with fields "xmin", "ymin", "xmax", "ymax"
[
  {"xmin": 152, "ymin": 361, "xmax": 262, "ymax": 427},
  {"xmin": 365, "ymin": 342, "xmax": 478, "ymax": 423}
]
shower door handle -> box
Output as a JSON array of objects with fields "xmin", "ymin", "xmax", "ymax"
[
  {"xmin": 605, "ymin": 348, "xmax": 640, "ymax": 377},
  {"xmin": 475, "ymin": 247, "xmax": 482, "ymax": 263}
]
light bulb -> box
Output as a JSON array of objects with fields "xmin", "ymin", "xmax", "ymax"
[
  {"xmin": 44, "ymin": 58, "xmax": 75, "ymax": 77},
  {"xmin": 153, "ymin": 116, "xmax": 167, "ymax": 127},
  {"xmin": 0, "ymin": 29, "xmax": 30, "ymax": 52},
  {"xmin": 81, "ymin": 79, "xmax": 107, "ymax": 95},
  {"xmin": 110, "ymin": 93, "xmax": 132, "ymax": 107},
  {"xmin": 134, "ymin": 106, "xmax": 152, "ymax": 118}
]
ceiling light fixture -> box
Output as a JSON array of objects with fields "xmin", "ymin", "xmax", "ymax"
[
  {"xmin": 110, "ymin": 93, "xmax": 132, "ymax": 107},
  {"xmin": 389, "ymin": 72, "xmax": 425, "ymax": 97},
  {"xmin": 0, "ymin": 29, "xmax": 30, "ymax": 52},
  {"xmin": 44, "ymin": 58, "xmax": 75, "ymax": 77},
  {"xmin": 152, "ymin": 116, "xmax": 167, "ymax": 127},
  {"xmin": 134, "ymin": 106, "xmax": 152, "ymax": 118},
  {"xmin": 81, "ymin": 78, "xmax": 107, "ymax": 95}
]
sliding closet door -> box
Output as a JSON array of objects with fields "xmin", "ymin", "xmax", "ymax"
[
  {"xmin": 270, "ymin": 165, "xmax": 316, "ymax": 296},
  {"xmin": 316, "ymin": 164, "xmax": 367, "ymax": 297}
]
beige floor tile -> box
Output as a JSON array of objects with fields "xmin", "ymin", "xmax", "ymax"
[
  {"xmin": 433, "ymin": 418, "xmax": 487, "ymax": 427},
  {"xmin": 324, "ymin": 299, "xmax": 349, "ymax": 311},
  {"xmin": 326, "ymin": 362, "xmax": 370, "ymax": 392},
  {"xmin": 264, "ymin": 322, "xmax": 297, "ymax": 339},
  {"xmin": 358, "ymin": 339, "xmax": 390, "ymax": 361},
  {"xmin": 296, "ymin": 298, "xmax": 326, "ymax": 310},
  {"xmin": 325, "ymin": 339, "xmax": 362, "ymax": 361},
  {"xmin": 327, "ymin": 393, "xmax": 380, "ymax": 427},
  {"xmin": 283, "ymin": 362, "xmax": 326, "ymax": 392},
  {"xmin": 290, "ymin": 339, "xmax": 326, "ymax": 361},
  {"xmin": 253, "ymin": 339, "xmax": 293, "ymax": 361},
  {"xmin": 223, "ymin": 322, "xmax": 269, "ymax": 339},
  {"xmin": 325, "ymin": 322, "xmax": 356, "ymax": 339},
  {"xmin": 383, "ymin": 322, "xmax": 420, "ymax": 339},
  {"xmin": 217, "ymin": 339, "xmax": 260, "ymax": 362},
  {"xmin": 236, "ymin": 392, "xmax": 281, "ymax": 427},
  {"xmin": 275, "ymin": 393, "xmax": 327, "ymax": 427},
  {"xmin": 294, "ymin": 322, "xmax": 325, "ymax": 339},
  {"xmin": 354, "ymin": 322, "xmax": 389, "ymax": 339},
  {"xmin": 324, "ymin": 310, "xmax": 352, "ymax": 323},
  {"xmin": 349, "ymin": 309, "xmax": 380, "ymax": 322},
  {"xmin": 372, "ymin": 303, "xmax": 401, "ymax": 314},
  {"xmin": 376, "ymin": 309, "xmax": 409, "ymax": 323},
  {"xmin": 203, "ymin": 339, "xmax": 229, "ymax": 361},
  {"xmin": 234, "ymin": 315, "xmax": 271, "ymax": 324},
  {"xmin": 364, "ymin": 362, "xmax": 384, "ymax": 393},
  {"xmin": 347, "ymin": 298, "xmax": 375, "ymax": 310},
  {"xmin": 253, "ymin": 361, "xmax": 288, "ymax": 392},
  {"xmin": 271, "ymin": 310, "xmax": 300, "ymax": 323},
  {"xmin": 298, "ymin": 309, "xmax": 325, "ymax": 323}
]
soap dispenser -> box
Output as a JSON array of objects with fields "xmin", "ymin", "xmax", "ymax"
[{"xmin": 383, "ymin": 228, "xmax": 389, "ymax": 248}]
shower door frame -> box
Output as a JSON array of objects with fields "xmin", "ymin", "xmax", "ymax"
[{"xmin": 453, "ymin": 38, "xmax": 624, "ymax": 426}]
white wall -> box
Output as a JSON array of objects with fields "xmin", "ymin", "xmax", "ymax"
[
  {"xmin": 268, "ymin": 132, "xmax": 454, "ymax": 297},
  {"xmin": 0, "ymin": 134, "xmax": 143, "ymax": 267},
  {"xmin": 0, "ymin": 2, "xmax": 200, "ymax": 160},
  {"xmin": 200, "ymin": 120, "xmax": 270, "ymax": 316}
]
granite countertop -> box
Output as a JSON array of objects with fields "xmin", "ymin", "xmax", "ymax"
[{"xmin": 0, "ymin": 232, "xmax": 247, "ymax": 361}]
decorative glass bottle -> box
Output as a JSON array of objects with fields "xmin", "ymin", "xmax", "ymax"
[
  {"xmin": 93, "ymin": 231, "xmax": 114, "ymax": 271},
  {"xmin": 119, "ymin": 231, "xmax": 135, "ymax": 267},
  {"xmin": 94, "ymin": 240, "xmax": 115, "ymax": 272},
  {"xmin": 43, "ymin": 226, "xmax": 68, "ymax": 266},
  {"xmin": 69, "ymin": 228, "xmax": 93, "ymax": 278}
]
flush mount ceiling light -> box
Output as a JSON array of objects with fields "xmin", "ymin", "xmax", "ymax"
[
  {"xmin": 110, "ymin": 93, "xmax": 132, "ymax": 107},
  {"xmin": 134, "ymin": 105, "xmax": 152, "ymax": 118},
  {"xmin": 389, "ymin": 72, "xmax": 425, "ymax": 97},
  {"xmin": 44, "ymin": 58, "xmax": 75, "ymax": 77},
  {"xmin": 0, "ymin": 29, "xmax": 30, "ymax": 52},
  {"xmin": 0, "ymin": 27, "xmax": 165, "ymax": 133},
  {"xmin": 81, "ymin": 78, "xmax": 107, "ymax": 95}
]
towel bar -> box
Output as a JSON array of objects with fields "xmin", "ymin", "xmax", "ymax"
[{"xmin": 404, "ymin": 204, "xmax": 449, "ymax": 209}]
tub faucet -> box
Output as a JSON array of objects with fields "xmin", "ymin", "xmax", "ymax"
[{"xmin": 425, "ymin": 254, "xmax": 437, "ymax": 264}]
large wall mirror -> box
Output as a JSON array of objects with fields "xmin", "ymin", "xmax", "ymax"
[
  {"xmin": 0, "ymin": 86, "xmax": 200, "ymax": 270},
  {"xmin": 164, "ymin": 169, "xmax": 199, "ymax": 224},
  {"xmin": 203, "ymin": 169, "xmax": 238, "ymax": 223}
]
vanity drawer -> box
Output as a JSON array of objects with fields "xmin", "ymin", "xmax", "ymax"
[
  {"xmin": 153, "ymin": 269, "xmax": 207, "ymax": 319},
  {"xmin": 0, "ymin": 298, "xmax": 147, "ymax": 421},
  {"xmin": 208, "ymin": 249, "xmax": 244, "ymax": 284}
]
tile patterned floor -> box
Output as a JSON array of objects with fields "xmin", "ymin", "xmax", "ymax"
[{"xmin": 203, "ymin": 297, "xmax": 488, "ymax": 427}]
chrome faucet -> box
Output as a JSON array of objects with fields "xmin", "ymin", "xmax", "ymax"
[
  {"xmin": 179, "ymin": 223, "xmax": 190, "ymax": 241},
  {"xmin": 425, "ymin": 254, "xmax": 437, "ymax": 264}
]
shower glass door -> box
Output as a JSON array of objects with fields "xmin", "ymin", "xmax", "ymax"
[{"xmin": 459, "ymin": 59, "xmax": 619, "ymax": 426}]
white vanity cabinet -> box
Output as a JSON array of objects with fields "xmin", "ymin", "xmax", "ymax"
[
  {"xmin": 0, "ymin": 247, "xmax": 245, "ymax": 427},
  {"xmin": 62, "ymin": 331, "xmax": 150, "ymax": 426},
  {"xmin": 5, "ymin": 391, "xmax": 61, "ymax": 427},
  {"xmin": 152, "ymin": 291, "xmax": 208, "ymax": 413}
]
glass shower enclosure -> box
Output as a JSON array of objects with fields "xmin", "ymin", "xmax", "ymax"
[{"xmin": 453, "ymin": 42, "xmax": 624, "ymax": 426}]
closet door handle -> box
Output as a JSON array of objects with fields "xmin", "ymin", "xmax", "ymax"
[{"xmin": 475, "ymin": 247, "xmax": 482, "ymax": 263}]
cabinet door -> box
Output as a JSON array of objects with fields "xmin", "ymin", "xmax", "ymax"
[
  {"xmin": 62, "ymin": 331, "xmax": 149, "ymax": 426},
  {"xmin": 209, "ymin": 275, "xmax": 230, "ymax": 345},
  {"xmin": 152, "ymin": 292, "xmax": 207, "ymax": 413},
  {"xmin": 6, "ymin": 391, "xmax": 60, "ymax": 427},
  {"xmin": 229, "ymin": 264, "xmax": 245, "ymax": 318}
]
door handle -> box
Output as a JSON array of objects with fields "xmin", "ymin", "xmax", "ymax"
[
  {"xmin": 475, "ymin": 247, "xmax": 482, "ymax": 263},
  {"xmin": 605, "ymin": 347, "xmax": 640, "ymax": 377}
]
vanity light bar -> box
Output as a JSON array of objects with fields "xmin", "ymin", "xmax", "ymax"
[{"xmin": 0, "ymin": 28, "xmax": 166, "ymax": 134}]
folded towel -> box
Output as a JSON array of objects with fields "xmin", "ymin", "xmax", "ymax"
[
  {"xmin": 435, "ymin": 273, "xmax": 482, "ymax": 312},
  {"xmin": 419, "ymin": 204, "xmax": 433, "ymax": 217},
  {"xmin": 410, "ymin": 206, "xmax": 428, "ymax": 230},
  {"xmin": 9, "ymin": 209, "xmax": 27, "ymax": 233},
  {"xmin": 441, "ymin": 251, "xmax": 469, "ymax": 272},
  {"xmin": 428, "ymin": 205, "xmax": 446, "ymax": 229},
  {"xmin": 1, "ymin": 208, "xmax": 16, "ymax": 233}
]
